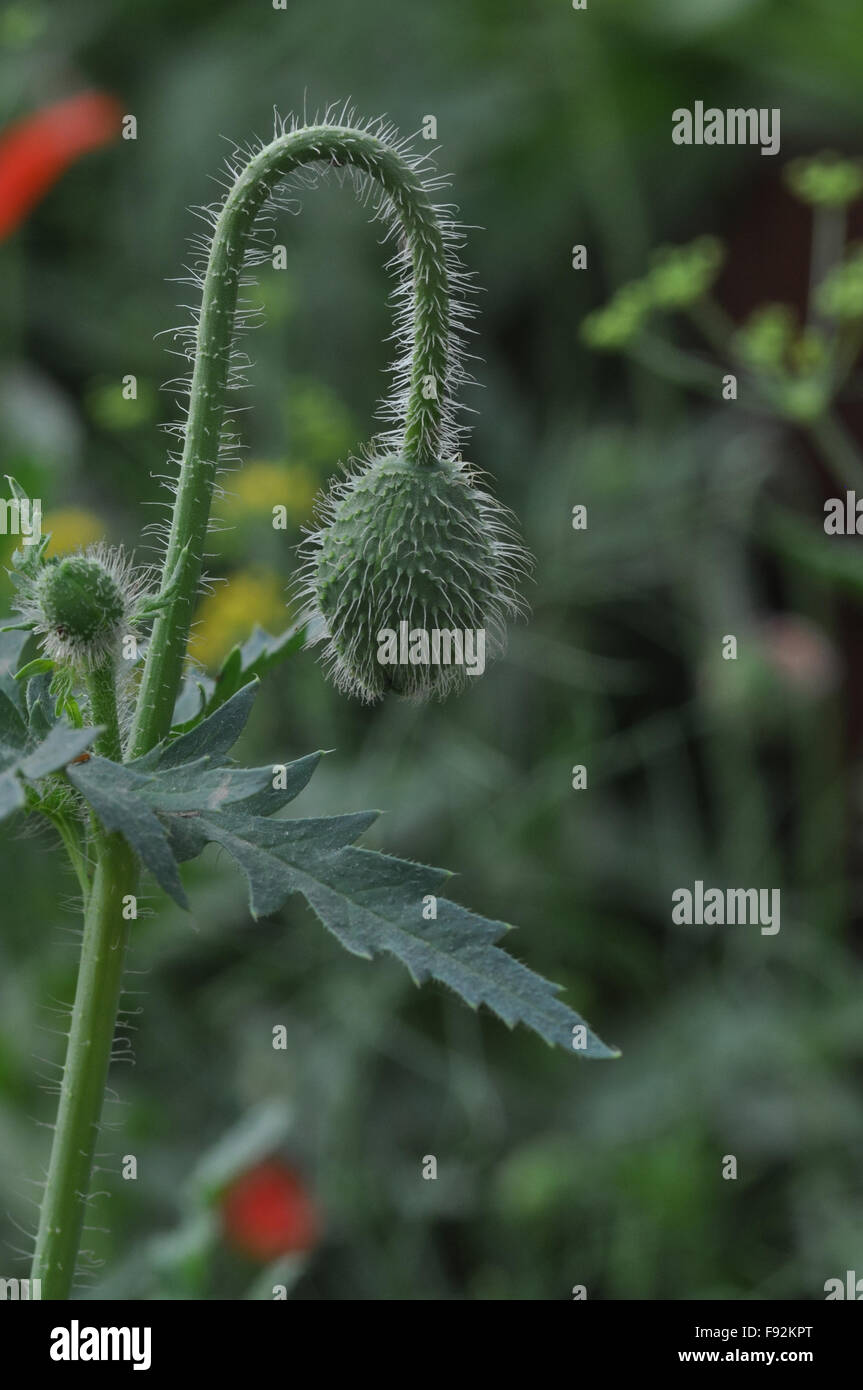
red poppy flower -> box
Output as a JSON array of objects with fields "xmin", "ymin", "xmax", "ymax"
[
  {"xmin": 0, "ymin": 90, "xmax": 123, "ymax": 240},
  {"xmin": 221, "ymin": 1160, "xmax": 321, "ymax": 1261}
]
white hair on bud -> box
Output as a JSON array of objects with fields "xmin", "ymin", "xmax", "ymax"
[
  {"xmin": 294, "ymin": 454, "xmax": 532, "ymax": 703},
  {"xmin": 12, "ymin": 544, "xmax": 159, "ymax": 747}
]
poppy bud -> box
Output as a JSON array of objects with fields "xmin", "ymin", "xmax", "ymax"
[
  {"xmin": 301, "ymin": 453, "xmax": 529, "ymax": 701},
  {"xmin": 16, "ymin": 545, "xmax": 150, "ymax": 671}
]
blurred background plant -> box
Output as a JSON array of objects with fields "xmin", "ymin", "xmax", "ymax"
[{"xmin": 1, "ymin": 0, "xmax": 862, "ymax": 1300}]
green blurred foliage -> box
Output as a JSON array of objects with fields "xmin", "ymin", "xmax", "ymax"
[{"xmin": 1, "ymin": 0, "xmax": 862, "ymax": 1301}]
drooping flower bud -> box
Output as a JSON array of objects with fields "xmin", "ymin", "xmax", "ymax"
[{"xmin": 299, "ymin": 454, "xmax": 530, "ymax": 702}]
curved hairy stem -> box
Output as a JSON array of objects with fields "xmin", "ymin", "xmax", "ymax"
[{"xmin": 128, "ymin": 123, "xmax": 455, "ymax": 759}]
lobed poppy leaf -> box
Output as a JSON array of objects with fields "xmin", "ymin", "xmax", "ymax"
[{"xmin": 68, "ymin": 683, "xmax": 617, "ymax": 1057}]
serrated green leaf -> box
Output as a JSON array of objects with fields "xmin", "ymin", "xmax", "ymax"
[
  {"xmin": 140, "ymin": 682, "xmax": 259, "ymax": 771},
  {"xmin": 315, "ymin": 846, "xmax": 617, "ymax": 1057},
  {"xmin": 68, "ymin": 757, "xmax": 189, "ymax": 907},
  {"xmin": 65, "ymin": 678, "xmax": 617, "ymax": 1057},
  {"xmin": 233, "ymin": 751, "xmax": 323, "ymax": 820},
  {"xmin": 161, "ymin": 753, "xmax": 323, "ymax": 864},
  {"xmin": 0, "ymin": 680, "xmax": 101, "ymax": 825},
  {"xmin": 18, "ymin": 722, "xmax": 101, "ymax": 780},
  {"xmin": 187, "ymin": 808, "xmax": 379, "ymax": 915},
  {"xmin": 186, "ymin": 815, "xmax": 617, "ymax": 1058},
  {"xmin": 68, "ymin": 687, "xmax": 318, "ymax": 904},
  {"xmin": 141, "ymin": 762, "xmax": 274, "ymax": 813}
]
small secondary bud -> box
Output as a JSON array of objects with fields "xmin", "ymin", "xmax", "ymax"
[
  {"xmin": 16, "ymin": 545, "xmax": 151, "ymax": 671},
  {"xmin": 39, "ymin": 556, "xmax": 125, "ymax": 642}
]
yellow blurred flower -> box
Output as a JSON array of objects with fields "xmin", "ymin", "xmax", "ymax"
[
  {"xmin": 190, "ymin": 568, "xmax": 287, "ymax": 670},
  {"xmin": 222, "ymin": 460, "xmax": 318, "ymax": 524},
  {"xmin": 44, "ymin": 508, "xmax": 105, "ymax": 557}
]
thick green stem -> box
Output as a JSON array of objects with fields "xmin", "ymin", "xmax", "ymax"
[
  {"xmin": 32, "ymin": 826, "xmax": 136, "ymax": 1299},
  {"xmin": 128, "ymin": 125, "xmax": 452, "ymax": 760},
  {"xmin": 32, "ymin": 657, "xmax": 134, "ymax": 1298}
]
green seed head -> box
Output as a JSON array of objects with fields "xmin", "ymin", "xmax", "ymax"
[{"xmin": 301, "ymin": 454, "xmax": 529, "ymax": 702}]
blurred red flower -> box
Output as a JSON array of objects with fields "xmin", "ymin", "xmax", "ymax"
[
  {"xmin": 0, "ymin": 90, "xmax": 122, "ymax": 240},
  {"xmin": 221, "ymin": 1160, "xmax": 321, "ymax": 1261}
]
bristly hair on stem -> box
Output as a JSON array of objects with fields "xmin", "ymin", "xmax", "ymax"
[
  {"xmin": 167, "ymin": 102, "xmax": 476, "ymax": 472},
  {"xmin": 128, "ymin": 102, "xmax": 482, "ymax": 757}
]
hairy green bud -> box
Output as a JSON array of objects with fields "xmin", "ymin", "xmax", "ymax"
[
  {"xmin": 14, "ymin": 545, "xmax": 151, "ymax": 672},
  {"xmin": 300, "ymin": 454, "xmax": 530, "ymax": 702},
  {"xmin": 39, "ymin": 557, "xmax": 125, "ymax": 643}
]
